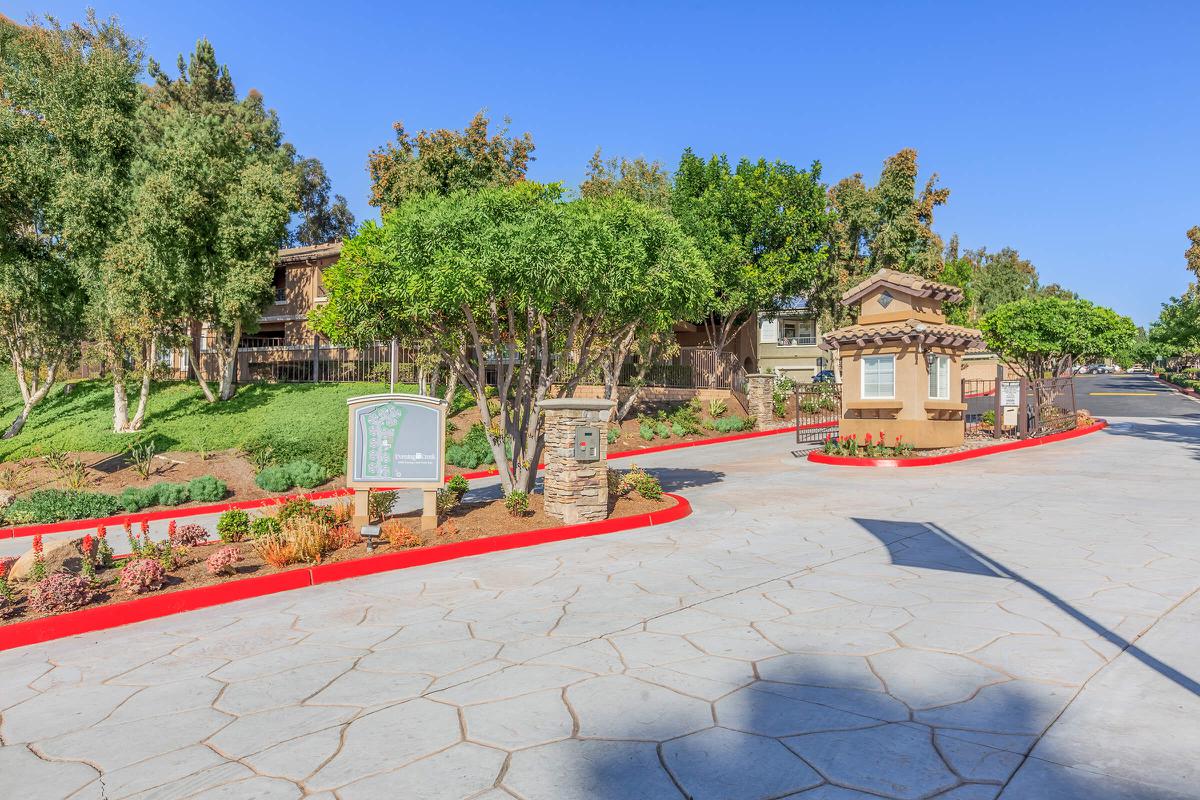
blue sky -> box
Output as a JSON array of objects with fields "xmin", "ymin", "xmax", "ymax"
[{"xmin": 8, "ymin": 1, "xmax": 1198, "ymax": 325}]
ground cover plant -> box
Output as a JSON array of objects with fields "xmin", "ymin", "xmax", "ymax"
[{"xmin": 821, "ymin": 433, "xmax": 915, "ymax": 458}]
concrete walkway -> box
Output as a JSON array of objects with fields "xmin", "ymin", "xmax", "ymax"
[{"xmin": 1, "ymin": 417, "xmax": 1198, "ymax": 799}]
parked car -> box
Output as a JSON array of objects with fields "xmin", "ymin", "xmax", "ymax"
[
  {"xmin": 812, "ymin": 370, "xmax": 837, "ymax": 383},
  {"xmin": 1127, "ymin": 365, "xmax": 1151, "ymax": 373}
]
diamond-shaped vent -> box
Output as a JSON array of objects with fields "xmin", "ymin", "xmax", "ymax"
[{"xmin": 879, "ymin": 290, "xmax": 894, "ymax": 308}]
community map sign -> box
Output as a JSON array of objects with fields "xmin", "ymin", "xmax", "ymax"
[{"xmin": 346, "ymin": 394, "xmax": 446, "ymax": 488}]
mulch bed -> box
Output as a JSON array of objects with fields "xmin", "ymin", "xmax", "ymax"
[{"xmin": 0, "ymin": 491, "xmax": 666, "ymax": 627}]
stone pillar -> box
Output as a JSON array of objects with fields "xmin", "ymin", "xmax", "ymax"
[
  {"xmin": 746, "ymin": 373, "xmax": 776, "ymax": 431},
  {"xmin": 538, "ymin": 398, "xmax": 615, "ymax": 524}
]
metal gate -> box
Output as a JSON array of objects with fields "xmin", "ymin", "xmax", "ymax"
[{"xmin": 794, "ymin": 382, "xmax": 841, "ymax": 444}]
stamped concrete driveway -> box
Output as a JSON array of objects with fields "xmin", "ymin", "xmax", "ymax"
[{"xmin": 2, "ymin": 416, "xmax": 1199, "ymax": 800}]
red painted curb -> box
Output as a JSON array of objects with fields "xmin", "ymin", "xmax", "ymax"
[
  {"xmin": 0, "ymin": 424, "xmax": 805, "ymax": 541},
  {"xmin": 0, "ymin": 493, "xmax": 691, "ymax": 651},
  {"xmin": 806, "ymin": 420, "xmax": 1108, "ymax": 467}
]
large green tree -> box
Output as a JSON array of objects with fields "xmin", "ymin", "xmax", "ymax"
[
  {"xmin": 581, "ymin": 149, "xmax": 671, "ymax": 209},
  {"xmin": 980, "ymin": 296, "xmax": 1137, "ymax": 380},
  {"xmin": 0, "ymin": 12, "xmax": 141, "ymax": 435},
  {"xmin": 312, "ymin": 185, "xmax": 710, "ymax": 493},
  {"xmin": 125, "ymin": 39, "xmax": 298, "ymax": 406},
  {"xmin": 291, "ymin": 157, "xmax": 355, "ymax": 246},
  {"xmin": 671, "ymin": 149, "xmax": 829, "ymax": 357},
  {"xmin": 367, "ymin": 111, "xmax": 535, "ymax": 213},
  {"xmin": 817, "ymin": 148, "xmax": 949, "ymax": 323}
]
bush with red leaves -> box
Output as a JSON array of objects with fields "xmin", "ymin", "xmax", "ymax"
[
  {"xmin": 29, "ymin": 572, "xmax": 91, "ymax": 614},
  {"xmin": 119, "ymin": 559, "xmax": 166, "ymax": 594}
]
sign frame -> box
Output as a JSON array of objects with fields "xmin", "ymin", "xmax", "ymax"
[
  {"xmin": 999, "ymin": 380, "xmax": 1022, "ymax": 408},
  {"xmin": 345, "ymin": 393, "xmax": 448, "ymax": 530}
]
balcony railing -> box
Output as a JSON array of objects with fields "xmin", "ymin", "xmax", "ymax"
[
  {"xmin": 777, "ymin": 335, "xmax": 817, "ymax": 347},
  {"xmin": 273, "ymin": 286, "xmax": 286, "ymax": 303}
]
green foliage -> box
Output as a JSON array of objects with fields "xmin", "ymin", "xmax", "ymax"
[
  {"xmin": 639, "ymin": 423, "xmax": 655, "ymax": 441},
  {"xmin": 818, "ymin": 149, "xmax": 949, "ymax": 322},
  {"xmin": 981, "ymin": 296, "xmax": 1138, "ymax": 378},
  {"xmin": 606, "ymin": 426, "xmax": 619, "ymax": 445},
  {"xmin": 368, "ymin": 490, "xmax": 398, "ymax": 520},
  {"xmin": 447, "ymin": 474, "xmax": 469, "ymax": 500},
  {"xmin": 503, "ymin": 490, "xmax": 529, "ymax": 517},
  {"xmin": 187, "ymin": 475, "xmax": 226, "ymax": 502},
  {"xmin": 249, "ymin": 516, "xmax": 281, "ymax": 540},
  {"xmin": 312, "ymin": 185, "xmax": 710, "ymax": 495},
  {"xmin": 619, "ymin": 465, "xmax": 663, "ymax": 500},
  {"xmin": 709, "ymin": 415, "xmax": 753, "ymax": 433},
  {"xmin": 275, "ymin": 497, "xmax": 334, "ymax": 527},
  {"xmin": 284, "ymin": 460, "xmax": 329, "ymax": 489},
  {"xmin": 707, "ymin": 398, "xmax": 727, "ymax": 418},
  {"xmin": 4, "ymin": 490, "xmax": 124, "ymax": 525},
  {"xmin": 822, "ymin": 433, "xmax": 914, "ymax": 459},
  {"xmin": 367, "ymin": 111, "xmax": 535, "ymax": 213},
  {"xmin": 581, "ymin": 150, "xmax": 671, "ymax": 209},
  {"xmin": 654, "ymin": 422, "xmax": 671, "ymax": 439},
  {"xmin": 254, "ymin": 466, "xmax": 293, "ymax": 493},
  {"xmin": 126, "ymin": 440, "xmax": 157, "ymax": 480},
  {"xmin": 982, "ymin": 410, "xmax": 996, "ymax": 427},
  {"xmin": 435, "ymin": 488, "xmax": 457, "ymax": 515},
  {"xmin": 291, "ymin": 157, "xmax": 356, "ymax": 247},
  {"xmin": 217, "ymin": 508, "xmax": 251, "ymax": 543},
  {"xmin": 446, "ymin": 423, "xmax": 497, "ymax": 469},
  {"xmin": 672, "ymin": 149, "xmax": 829, "ymax": 350}
]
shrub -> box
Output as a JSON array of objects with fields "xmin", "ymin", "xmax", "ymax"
[
  {"xmin": 253, "ymin": 534, "xmax": 297, "ymax": 568},
  {"xmin": 639, "ymin": 423, "xmax": 655, "ymax": 441},
  {"xmin": 607, "ymin": 426, "xmax": 619, "ymax": 445},
  {"xmin": 446, "ymin": 423, "xmax": 496, "ymax": 469},
  {"xmin": 217, "ymin": 509, "xmax": 251, "ymax": 543},
  {"xmin": 29, "ymin": 572, "xmax": 90, "ymax": 614},
  {"xmin": 447, "ymin": 474, "xmax": 470, "ymax": 500},
  {"xmin": 654, "ymin": 422, "xmax": 671, "ymax": 439},
  {"xmin": 283, "ymin": 517, "xmax": 332, "ymax": 564},
  {"xmin": 668, "ymin": 404, "xmax": 702, "ymax": 434},
  {"xmin": 620, "ymin": 465, "xmax": 663, "ymax": 500},
  {"xmin": 276, "ymin": 498, "xmax": 334, "ymax": 527},
  {"xmin": 435, "ymin": 488, "xmax": 457, "ymax": 515},
  {"xmin": 249, "ymin": 516, "xmax": 281, "ymax": 540},
  {"xmin": 119, "ymin": 559, "xmax": 166, "ymax": 594},
  {"xmin": 172, "ymin": 523, "xmax": 210, "ymax": 548},
  {"xmin": 607, "ymin": 468, "xmax": 629, "ymax": 498},
  {"xmin": 504, "ymin": 490, "xmax": 529, "ymax": 517},
  {"xmin": 206, "ymin": 546, "xmax": 243, "ymax": 576},
  {"xmin": 331, "ymin": 524, "xmax": 362, "ymax": 549},
  {"xmin": 368, "ymin": 490, "xmax": 397, "ymax": 520},
  {"xmin": 381, "ymin": 519, "xmax": 420, "ymax": 548},
  {"xmin": 711, "ymin": 415, "xmax": 752, "ymax": 433},
  {"xmin": 671, "ymin": 422, "xmax": 685, "ymax": 437},
  {"xmin": 5, "ymin": 490, "xmax": 124, "ymax": 525},
  {"xmin": 155, "ymin": 482, "xmax": 190, "ymax": 506},
  {"xmin": 284, "ymin": 459, "xmax": 328, "ymax": 489},
  {"xmin": 255, "ymin": 465, "xmax": 294, "ymax": 493},
  {"xmin": 188, "ymin": 476, "xmax": 227, "ymax": 502},
  {"xmin": 708, "ymin": 398, "xmax": 727, "ymax": 418}
]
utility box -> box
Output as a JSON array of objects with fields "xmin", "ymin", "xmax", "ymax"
[{"xmin": 572, "ymin": 425, "xmax": 600, "ymax": 461}]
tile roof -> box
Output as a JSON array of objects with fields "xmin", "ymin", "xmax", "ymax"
[
  {"xmin": 821, "ymin": 319, "xmax": 985, "ymax": 349},
  {"xmin": 277, "ymin": 241, "xmax": 343, "ymax": 265},
  {"xmin": 841, "ymin": 268, "xmax": 965, "ymax": 304}
]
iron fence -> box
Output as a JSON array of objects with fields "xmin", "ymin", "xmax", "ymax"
[
  {"xmin": 961, "ymin": 375, "xmax": 1078, "ymax": 439},
  {"xmin": 962, "ymin": 378, "xmax": 998, "ymax": 437},
  {"xmin": 794, "ymin": 382, "xmax": 841, "ymax": 444}
]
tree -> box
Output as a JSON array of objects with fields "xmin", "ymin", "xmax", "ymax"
[
  {"xmin": 817, "ymin": 148, "xmax": 949, "ymax": 323},
  {"xmin": 1187, "ymin": 226, "xmax": 1200, "ymax": 281},
  {"xmin": 312, "ymin": 185, "xmax": 710, "ymax": 494},
  {"xmin": 980, "ymin": 296, "xmax": 1137, "ymax": 380},
  {"xmin": 125, "ymin": 39, "xmax": 298, "ymax": 407},
  {"xmin": 581, "ymin": 149, "xmax": 671, "ymax": 209},
  {"xmin": 291, "ymin": 157, "xmax": 355, "ymax": 246},
  {"xmin": 1149, "ymin": 292, "xmax": 1200, "ymax": 366},
  {"xmin": 671, "ymin": 149, "xmax": 829, "ymax": 357},
  {"xmin": 969, "ymin": 246, "xmax": 1039, "ymax": 315},
  {"xmin": 367, "ymin": 111, "xmax": 535, "ymax": 213},
  {"xmin": 0, "ymin": 12, "xmax": 141, "ymax": 435}
]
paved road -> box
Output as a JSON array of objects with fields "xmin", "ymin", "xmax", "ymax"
[
  {"xmin": 2, "ymin": 413, "xmax": 1198, "ymax": 799},
  {"xmin": 1074, "ymin": 372, "xmax": 1200, "ymax": 419}
]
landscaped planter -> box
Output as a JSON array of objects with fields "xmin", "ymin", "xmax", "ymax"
[
  {"xmin": 0, "ymin": 493, "xmax": 691, "ymax": 651},
  {"xmin": 0, "ymin": 424, "xmax": 803, "ymax": 541},
  {"xmin": 807, "ymin": 420, "xmax": 1108, "ymax": 467}
]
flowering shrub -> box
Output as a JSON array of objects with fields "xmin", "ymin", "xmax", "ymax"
[
  {"xmin": 618, "ymin": 465, "xmax": 663, "ymax": 500},
  {"xmin": 331, "ymin": 524, "xmax": 362, "ymax": 549},
  {"xmin": 96, "ymin": 526, "xmax": 113, "ymax": 566},
  {"xmin": 30, "ymin": 534, "xmax": 45, "ymax": 581},
  {"xmin": 0, "ymin": 556, "xmax": 14, "ymax": 580},
  {"xmin": 171, "ymin": 523, "xmax": 209, "ymax": 547},
  {"xmin": 119, "ymin": 559, "xmax": 166, "ymax": 594},
  {"xmin": 821, "ymin": 433, "xmax": 914, "ymax": 458},
  {"xmin": 206, "ymin": 546, "xmax": 243, "ymax": 576},
  {"xmin": 29, "ymin": 572, "xmax": 90, "ymax": 614},
  {"xmin": 80, "ymin": 534, "xmax": 96, "ymax": 579}
]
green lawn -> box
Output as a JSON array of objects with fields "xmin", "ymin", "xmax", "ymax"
[{"xmin": 0, "ymin": 376, "xmax": 420, "ymax": 473}]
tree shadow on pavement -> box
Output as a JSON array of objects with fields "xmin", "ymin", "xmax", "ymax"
[{"xmin": 1099, "ymin": 418, "xmax": 1200, "ymax": 461}]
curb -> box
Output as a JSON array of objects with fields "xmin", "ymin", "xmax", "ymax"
[
  {"xmin": 807, "ymin": 420, "xmax": 1108, "ymax": 467},
  {"xmin": 0, "ymin": 493, "xmax": 691, "ymax": 652},
  {"xmin": 0, "ymin": 424, "xmax": 809, "ymax": 541}
]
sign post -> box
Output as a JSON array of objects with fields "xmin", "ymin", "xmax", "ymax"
[{"xmin": 346, "ymin": 394, "xmax": 447, "ymax": 531}]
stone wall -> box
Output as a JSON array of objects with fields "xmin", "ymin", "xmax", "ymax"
[
  {"xmin": 539, "ymin": 399, "xmax": 615, "ymax": 524},
  {"xmin": 746, "ymin": 374, "xmax": 776, "ymax": 431}
]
